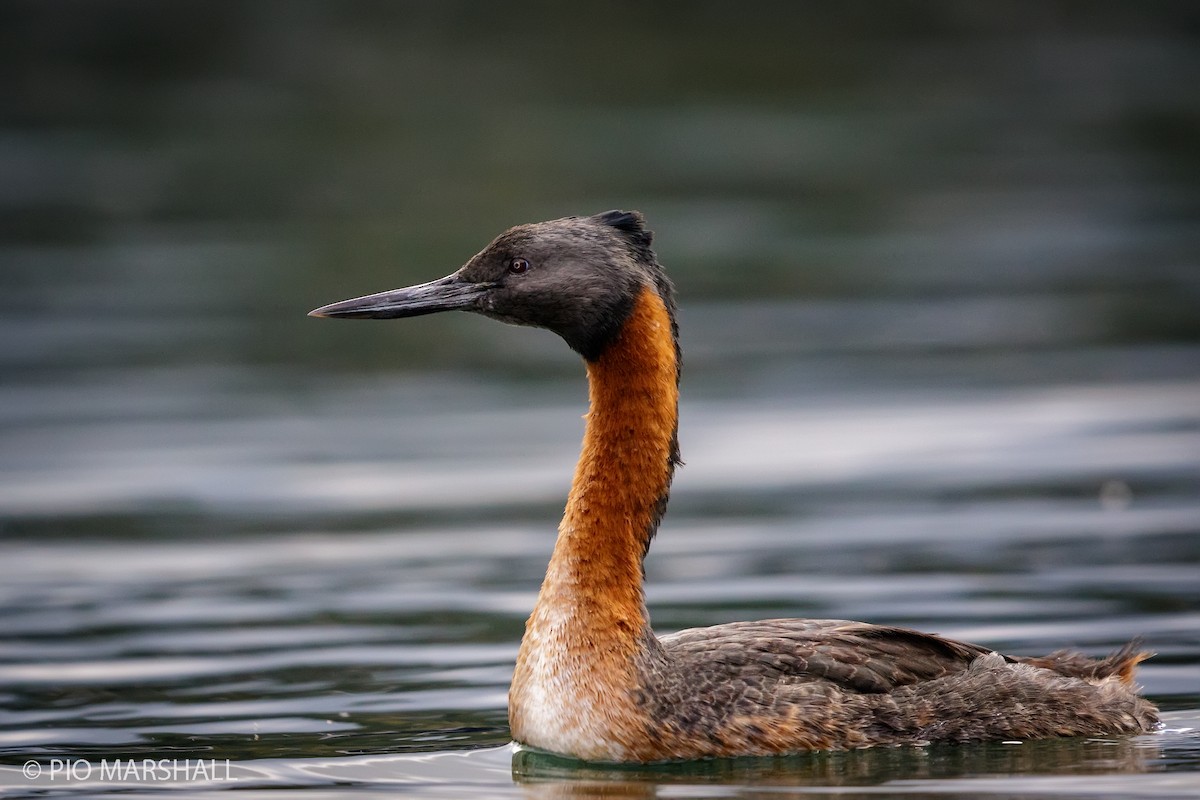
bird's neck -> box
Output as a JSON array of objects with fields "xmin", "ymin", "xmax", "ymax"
[
  {"xmin": 543, "ymin": 284, "xmax": 680, "ymax": 619},
  {"xmin": 510, "ymin": 285, "xmax": 679, "ymax": 755}
]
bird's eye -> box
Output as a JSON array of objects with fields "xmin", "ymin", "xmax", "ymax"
[{"xmin": 507, "ymin": 258, "xmax": 530, "ymax": 275}]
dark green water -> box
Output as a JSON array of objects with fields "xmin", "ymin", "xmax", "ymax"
[{"xmin": 1, "ymin": 3, "xmax": 1198, "ymax": 797}]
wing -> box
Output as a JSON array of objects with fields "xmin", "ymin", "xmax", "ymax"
[{"xmin": 658, "ymin": 618, "xmax": 994, "ymax": 694}]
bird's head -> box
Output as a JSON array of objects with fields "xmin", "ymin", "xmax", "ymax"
[{"xmin": 309, "ymin": 210, "xmax": 674, "ymax": 361}]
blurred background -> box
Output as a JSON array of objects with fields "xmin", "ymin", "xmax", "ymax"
[{"xmin": 1, "ymin": 0, "xmax": 1198, "ymax": 781}]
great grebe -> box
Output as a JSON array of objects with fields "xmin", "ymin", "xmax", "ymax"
[{"xmin": 310, "ymin": 210, "xmax": 1158, "ymax": 762}]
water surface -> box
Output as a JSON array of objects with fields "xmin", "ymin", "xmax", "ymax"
[{"xmin": 2, "ymin": 352, "xmax": 1198, "ymax": 797}]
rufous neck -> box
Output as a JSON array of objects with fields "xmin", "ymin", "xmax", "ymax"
[{"xmin": 542, "ymin": 285, "xmax": 680, "ymax": 613}]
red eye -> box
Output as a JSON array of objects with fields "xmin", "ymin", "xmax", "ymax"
[{"xmin": 508, "ymin": 258, "xmax": 530, "ymax": 275}]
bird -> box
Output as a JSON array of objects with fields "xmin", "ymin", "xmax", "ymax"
[{"xmin": 309, "ymin": 210, "xmax": 1159, "ymax": 763}]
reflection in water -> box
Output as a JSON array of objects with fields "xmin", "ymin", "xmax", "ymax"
[{"xmin": 511, "ymin": 735, "xmax": 1160, "ymax": 797}]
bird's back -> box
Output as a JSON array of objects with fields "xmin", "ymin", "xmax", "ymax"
[{"xmin": 623, "ymin": 620, "xmax": 1157, "ymax": 760}]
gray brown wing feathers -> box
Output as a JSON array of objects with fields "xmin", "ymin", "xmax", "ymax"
[
  {"xmin": 659, "ymin": 619, "xmax": 992, "ymax": 693},
  {"xmin": 636, "ymin": 619, "xmax": 1157, "ymax": 756}
]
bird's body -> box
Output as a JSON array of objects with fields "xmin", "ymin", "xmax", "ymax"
[{"xmin": 311, "ymin": 210, "xmax": 1158, "ymax": 762}]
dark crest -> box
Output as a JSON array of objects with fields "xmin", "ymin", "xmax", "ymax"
[{"xmin": 593, "ymin": 210, "xmax": 654, "ymax": 252}]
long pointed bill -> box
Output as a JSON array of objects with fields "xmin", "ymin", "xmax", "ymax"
[{"xmin": 308, "ymin": 273, "xmax": 493, "ymax": 319}]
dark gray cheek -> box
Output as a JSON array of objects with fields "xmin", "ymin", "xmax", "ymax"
[{"xmin": 478, "ymin": 297, "xmax": 522, "ymax": 324}]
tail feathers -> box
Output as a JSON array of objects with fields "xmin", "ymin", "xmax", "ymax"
[{"xmin": 1017, "ymin": 640, "xmax": 1152, "ymax": 686}]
